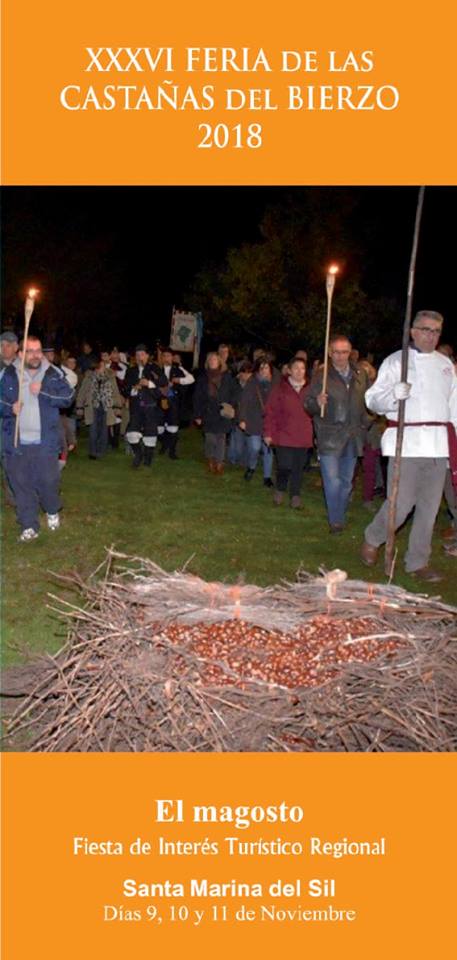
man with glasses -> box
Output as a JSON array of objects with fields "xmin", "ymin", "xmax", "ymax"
[
  {"xmin": 361, "ymin": 311, "xmax": 457, "ymax": 582},
  {"xmin": 305, "ymin": 334, "xmax": 370, "ymax": 532},
  {"xmin": 0, "ymin": 335, "xmax": 74, "ymax": 541}
]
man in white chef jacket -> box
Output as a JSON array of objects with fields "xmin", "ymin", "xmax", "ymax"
[{"xmin": 360, "ymin": 310, "xmax": 457, "ymax": 582}]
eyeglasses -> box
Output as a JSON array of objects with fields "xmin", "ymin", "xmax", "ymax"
[{"xmin": 414, "ymin": 327, "xmax": 441, "ymax": 335}]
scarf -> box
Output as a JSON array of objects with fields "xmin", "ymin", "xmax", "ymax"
[{"xmin": 207, "ymin": 369, "xmax": 223, "ymax": 397}]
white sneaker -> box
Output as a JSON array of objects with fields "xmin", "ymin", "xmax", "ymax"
[
  {"xmin": 19, "ymin": 528, "xmax": 39, "ymax": 542},
  {"xmin": 47, "ymin": 513, "xmax": 60, "ymax": 531}
]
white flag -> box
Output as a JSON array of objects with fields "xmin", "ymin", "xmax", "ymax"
[{"xmin": 170, "ymin": 310, "xmax": 197, "ymax": 351}]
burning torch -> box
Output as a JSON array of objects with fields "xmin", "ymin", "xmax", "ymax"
[
  {"xmin": 320, "ymin": 265, "xmax": 339, "ymax": 418},
  {"xmin": 14, "ymin": 288, "xmax": 39, "ymax": 447}
]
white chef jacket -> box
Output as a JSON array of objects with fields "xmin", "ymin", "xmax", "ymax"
[{"xmin": 365, "ymin": 348, "xmax": 457, "ymax": 457}]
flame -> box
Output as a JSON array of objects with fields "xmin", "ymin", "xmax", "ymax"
[
  {"xmin": 327, "ymin": 265, "xmax": 339, "ymax": 275},
  {"xmin": 27, "ymin": 288, "xmax": 39, "ymax": 298}
]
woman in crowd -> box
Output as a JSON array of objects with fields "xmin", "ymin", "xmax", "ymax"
[
  {"xmin": 228, "ymin": 360, "xmax": 253, "ymax": 467},
  {"xmin": 263, "ymin": 356, "xmax": 313, "ymax": 508},
  {"xmin": 193, "ymin": 352, "xmax": 238, "ymax": 475},
  {"xmin": 238, "ymin": 358, "xmax": 275, "ymax": 487},
  {"xmin": 60, "ymin": 355, "xmax": 79, "ymax": 454},
  {"xmin": 76, "ymin": 354, "xmax": 123, "ymax": 459}
]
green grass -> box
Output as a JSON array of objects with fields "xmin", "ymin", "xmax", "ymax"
[{"xmin": 2, "ymin": 428, "xmax": 456, "ymax": 665}]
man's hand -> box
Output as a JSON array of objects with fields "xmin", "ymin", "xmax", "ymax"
[
  {"xmin": 317, "ymin": 391, "xmax": 328, "ymax": 408},
  {"xmin": 393, "ymin": 382, "xmax": 411, "ymax": 401},
  {"xmin": 263, "ymin": 436, "xmax": 272, "ymax": 446},
  {"xmin": 194, "ymin": 417, "xmax": 202, "ymax": 426},
  {"xmin": 13, "ymin": 401, "xmax": 23, "ymax": 416},
  {"xmin": 138, "ymin": 378, "xmax": 150, "ymax": 388},
  {"xmin": 29, "ymin": 381, "xmax": 41, "ymax": 395},
  {"xmin": 239, "ymin": 420, "xmax": 246, "ymax": 431}
]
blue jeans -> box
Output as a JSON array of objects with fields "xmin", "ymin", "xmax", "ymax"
[
  {"xmin": 89, "ymin": 407, "xmax": 108, "ymax": 458},
  {"xmin": 319, "ymin": 450, "xmax": 358, "ymax": 526},
  {"xmin": 5, "ymin": 446, "xmax": 61, "ymax": 531},
  {"xmin": 228, "ymin": 426, "xmax": 247, "ymax": 465},
  {"xmin": 245, "ymin": 435, "xmax": 273, "ymax": 478}
]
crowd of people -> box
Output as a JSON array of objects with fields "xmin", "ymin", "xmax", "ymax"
[{"xmin": 1, "ymin": 314, "xmax": 456, "ymax": 584}]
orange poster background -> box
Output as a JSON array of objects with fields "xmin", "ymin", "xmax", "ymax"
[
  {"xmin": 2, "ymin": 0, "xmax": 457, "ymax": 185},
  {"xmin": 2, "ymin": 753, "xmax": 457, "ymax": 959},
  {"xmin": 2, "ymin": 2, "xmax": 457, "ymax": 958}
]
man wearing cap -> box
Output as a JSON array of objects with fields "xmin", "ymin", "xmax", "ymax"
[
  {"xmin": 124, "ymin": 344, "xmax": 168, "ymax": 467},
  {"xmin": 360, "ymin": 310, "xmax": 457, "ymax": 582},
  {"xmin": 42, "ymin": 343, "xmax": 59, "ymax": 366},
  {"xmin": 0, "ymin": 330, "xmax": 19, "ymax": 371},
  {"xmin": 0, "ymin": 335, "xmax": 74, "ymax": 541},
  {"xmin": 0, "ymin": 331, "xmax": 19, "ymax": 503}
]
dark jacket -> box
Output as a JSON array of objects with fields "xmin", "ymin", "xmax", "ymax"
[
  {"xmin": 124, "ymin": 362, "xmax": 168, "ymax": 410},
  {"xmin": 165, "ymin": 363, "xmax": 191, "ymax": 385},
  {"xmin": 193, "ymin": 370, "xmax": 238, "ymax": 434},
  {"xmin": 263, "ymin": 377, "xmax": 313, "ymax": 448},
  {"xmin": 0, "ymin": 362, "xmax": 74, "ymax": 456},
  {"xmin": 77, "ymin": 352, "xmax": 97, "ymax": 374},
  {"xmin": 239, "ymin": 376, "xmax": 273, "ymax": 436},
  {"xmin": 304, "ymin": 363, "xmax": 370, "ymax": 455}
]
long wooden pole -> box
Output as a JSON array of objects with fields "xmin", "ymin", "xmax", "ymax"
[
  {"xmin": 320, "ymin": 268, "xmax": 338, "ymax": 417},
  {"xmin": 13, "ymin": 295, "xmax": 36, "ymax": 447},
  {"xmin": 384, "ymin": 186, "xmax": 425, "ymax": 576}
]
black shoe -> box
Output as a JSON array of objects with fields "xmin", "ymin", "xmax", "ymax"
[
  {"xmin": 143, "ymin": 447, "xmax": 154, "ymax": 467},
  {"xmin": 168, "ymin": 434, "xmax": 179, "ymax": 459},
  {"xmin": 263, "ymin": 477, "xmax": 274, "ymax": 488},
  {"xmin": 89, "ymin": 454, "xmax": 97, "ymax": 460},
  {"xmin": 244, "ymin": 468, "xmax": 255, "ymax": 481},
  {"xmin": 329, "ymin": 523, "xmax": 344, "ymax": 534},
  {"xmin": 132, "ymin": 444, "xmax": 143, "ymax": 468},
  {"xmin": 409, "ymin": 566, "xmax": 443, "ymax": 583},
  {"xmin": 159, "ymin": 432, "xmax": 169, "ymax": 454}
]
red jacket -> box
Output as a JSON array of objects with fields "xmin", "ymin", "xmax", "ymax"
[{"xmin": 263, "ymin": 377, "xmax": 313, "ymax": 448}]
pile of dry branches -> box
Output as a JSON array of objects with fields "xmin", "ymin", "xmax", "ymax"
[{"xmin": 3, "ymin": 551, "xmax": 456, "ymax": 752}]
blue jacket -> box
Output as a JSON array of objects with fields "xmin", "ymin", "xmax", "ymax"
[{"xmin": 0, "ymin": 363, "xmax": 74, "ymax": 455}]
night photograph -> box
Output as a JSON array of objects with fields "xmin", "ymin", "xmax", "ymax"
[
  {"xmin": 2, "ymin": 186, "xmax": 457, "ymax": 357},
  {"xmin": 1, "ymin": 185, "xmax": 457, "ymax": 752}
]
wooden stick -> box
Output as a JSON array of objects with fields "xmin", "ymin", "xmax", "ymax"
[
  {"xmin": 13, "ymin": 296, "xmax": 35, "ymax": 447},
  {"xmin": 320, "ymin": 269, "xmax": 337, "ymax": 417},
  {"xmin": 384, "ymin": 187, "xmax": 425, "ymax": 576}
]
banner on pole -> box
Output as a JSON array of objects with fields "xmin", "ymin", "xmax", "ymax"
[
  {"xmin": 170, "ymin": 309, "xmax": 198, "ymax": 351},
  {"xmin": 170, "ymin": 309, "xmax": 203, "ymax": 366}
]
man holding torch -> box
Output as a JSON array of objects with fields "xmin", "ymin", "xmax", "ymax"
[
  {"xmin": 303, "ymin": 261, "xmax": 370, "ymax": 531},
  {"xmin": 304, "ymin": 333, "xmax": 370, "ymax": 532},
  {"xmin": 0, "ymin": 335, "xmax": 74, "ymax": 541}
]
